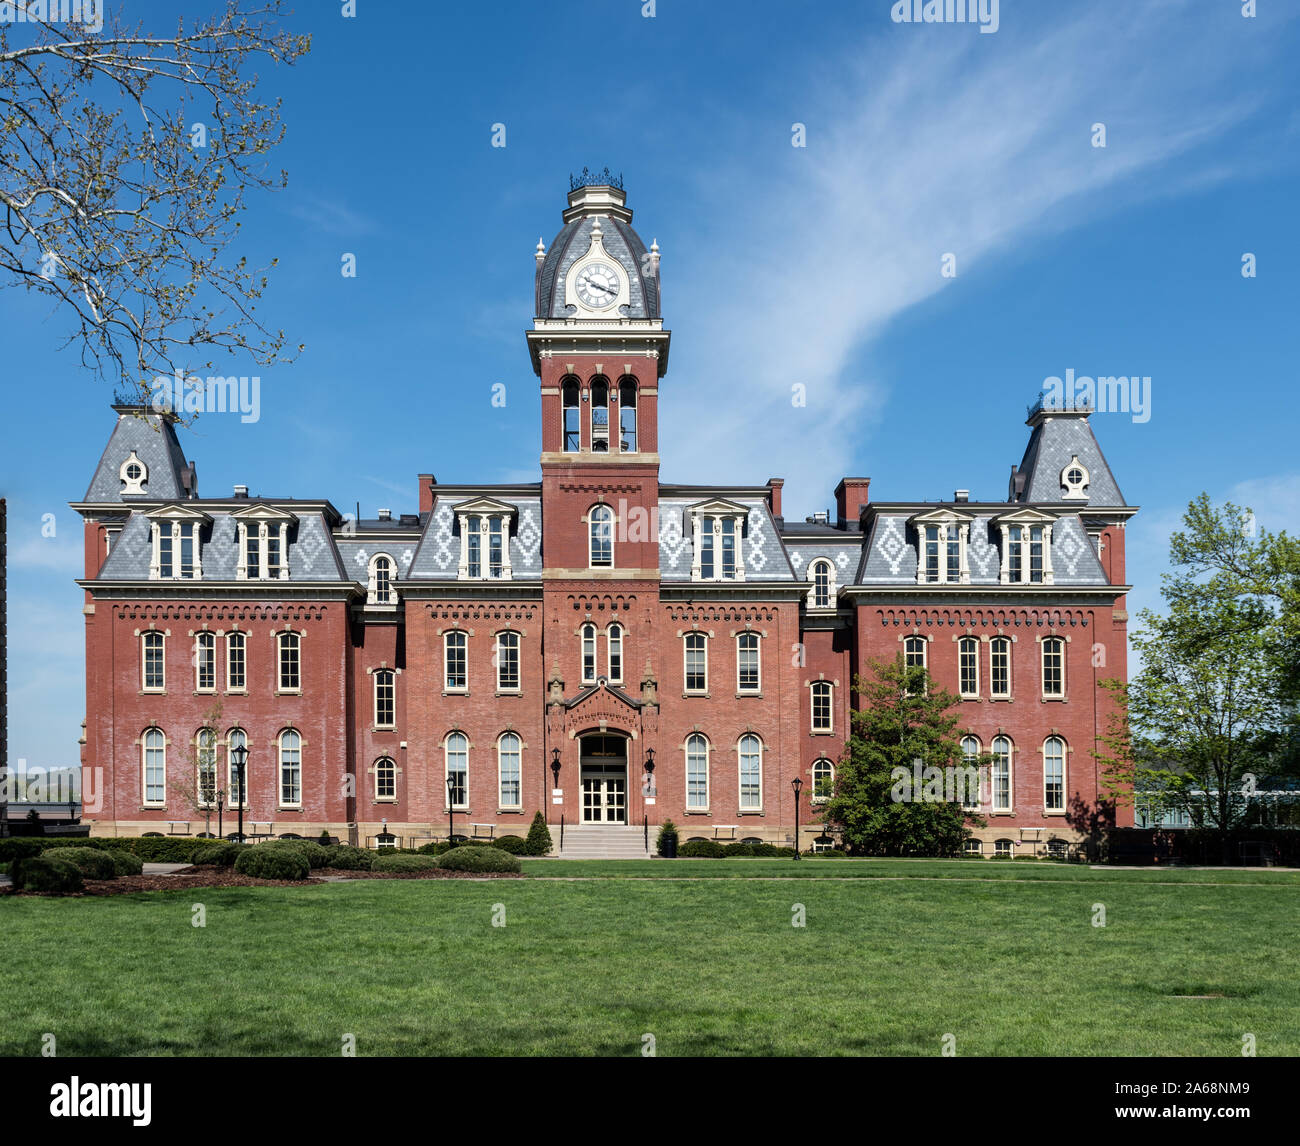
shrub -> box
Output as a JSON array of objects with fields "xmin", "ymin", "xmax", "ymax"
[
  {"xmin": 12, "ymin": 855, "xmax": 84, "ymax": 894},
  {"xmin": 41, "ymin": 837, "xmax": 216, "ymax": 863},
  {"xmin": 252, "ymin": 839, "xmax": 332, "ymax": 869},
  {"xmin": 106, "ymin": 850, "xmax": 144, "ymax": 877},
  {"xmin": 45, "ymin": 846, "xmax": 117, "ymax": 880},
  {"xmin": 0, "ymin": 838, "xmax": 46, "ymax": 863},
  {"xmin": 656, "ymin": 820, "xmax": 679, "ymax": 857},
  {"xmin": 806, "ymin": 848, "xmax": 848, "ymax": 859},
  {"xmin": 491, "ymin": 835, "xmax": 530, "ymax": 855},
  {"xmin": 416, "ymin": 841, "xmax": 454, "ymax": 857},
  {"xmin": 723, "ymin": 842, "xmax": 757, "ymax": 857},
  {"xmin": 435, "ymin": 845, "xmax": 522, "ymax": 874},
  {"xmin": 0, "ymin": 862, "xmax": 10, "ymax": 875},
  {"xmin": 323, "ymin": 845, "xmax": 374, "ymax": 871},
  {"xmin": 372, "ymin": 854, "xmax": 440, "ymax": 873},
  {"xmin": 525, "ymin": 812, "xmax": 553, "ymax": 857},
  {"xmin": 233, "ymin": 847, "xmax": 309, "ymax": 881},
  {"xmin": 679, "ymin": 839, "xmax": 726, "ymax": 858},
  {"xmin": 317, "ymin": 830, "xmax": 333, "ymax": 846},
  {"xmin": 192, "ymin": 842, "xmax": 248, "ymax": 867}
]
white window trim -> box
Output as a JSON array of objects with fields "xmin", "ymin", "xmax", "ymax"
[
  {"xmin": 736, "ymin": 631, "xmax": 762, "ymax": 694},
  {"xmin": 196, "ymin": 728, "xmax": 218, "ymax": 808},
  {"xmin": 1061, "ymin": 455, "xmax": 1091, "ymax": 500},
  {"xmin": 989, "ymin": 635, "xmax": 1012, "ymax": 699},
  {"xmin": 443, "ymin": 630, "xmax": 468, "ymax": 693},
  {"xmin": 912, "ymin": 517, "xmax": 971, "ymax": 586},
  {"xmin": 1042, "ymin": 736, "xmax": 1067, "ymax": 814},
  {"xmin": 496, "ymin": 630, "xmax": 522, "ymax": 693},
  {"xmin": 606, "ymin": 623, "xmax": 624, "ymax": 684},
  {"xmin": 278, "ymin": 729, "xmax": 303, "ymax": 809},
  {"xmin": 444, "ymin": 732, "xmax": 470, "ymax": 811},
  {"xmin": 141, "ymin": 629, "xmax": 167, "ymax": 693},
  {"xmin": 957, "ymin": 635, "xmax": 980, "ymax": 699},
  {"xmin": 226, "ymin": 729, "xmax": 249, "ymax": 809},
  {"xmin": 141, "ymin": 726, "xmax": 167, "ymax": 808},
  {"xmin": 960, "ymin": 736, "xmax": 982, "ymax": 811},
  {"xmin": 996, "ymin": 513, "xmax": 1056, "ymax": 585},
  {"xmin": 372, "ymin": 667, "xmax": 397, "ymax": 729},
  {"xmin": 684, "ymin": 733, "xmax": 710, "ymax": 813},
  {"xmin": 809, "ymin": 680, "xmax": 834, "ymax": 734},
  {"xmin": 497, "ymin": 732, "xmax": 523, "ymax": 811},
  {"xmin": 808, "ymin": 558, "xmax": 837, "ymax": 608},
  {"xmin": 811, "ymin": 758, "xmax": 835, "ymax": 804},
  {"xmin": 1040, "ymin": 635, "xmax": 1067, "ymax": 699},
  {"xmin": 120, "ymin": 451, "xmax": 148, "ymax": 494},
  {"xmin": 688, "ymin": 504, "xmax": 747, "ymax": 582},
  {"xmin": 374, "ymin": 755, "xmax": 398, "ymax": 802},
  {"xmin": 194, "ymin": 630, "xmax": 217, "ymax": 694},
  {"xmin": 587, "ymin": 503, "xmax": 615, "ymax": 569},
  {"xmin": 454, "ymin": 501, "xmax": 516, "ymax": 581},
  {"xmin": 275, "ymin": 629, "xmax": 303, "ymax": 695},
  {"xmin": 683, "ymin": 630, "xmax": 709, "ymax": 695},
  {"xmin": 991, "ymin": 736, "xmax": 1014, "ymax": 814},
  {"xmin": 235, "ymin": 519, "xmax": 292, "ymax": 581},
  {"xmin": 738, "ymin": 734, "xmax": 763, "ymax": 812},
  {"xmin": 581, "ymin": 623, "xmax": 598, "ymax": 685},
  {"xmin": 367, "ymin": 552, "xmax": 397, "ymax": 606},
  {"xmin": 226, "ymin": 630, "xmax": 247, "ymax": 694}
]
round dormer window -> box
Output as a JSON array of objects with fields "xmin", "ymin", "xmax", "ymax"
[
  {"xmin": 1060, "ymin": 456, "xmax": 1090, "ymax": 499},
  {"xmin": 119, "ymin": 451, "xmax": 148, "ymax": 494}
]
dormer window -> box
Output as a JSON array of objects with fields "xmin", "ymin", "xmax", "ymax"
[
  {"xmin": 1061, "ymin": 456, "xmax": 1090, "ymax": 500},
  {"xmin": 996, "ymin": 511, "xmax": 1055, "ymax": 585},
  {"xmin": 910, "ymin": 511, "xmax": 971, "ymax": 585},
  {"xmin": 233, "ymin": 505, "xmax": 295, "ymax": 582},
  {"xmin": 809, "ymin": 559, "xmax": 835, "ymax": 608},
  {"xmin": 368, "ymin": 553, "xmax": 395, "ymax": 605},
  {"xmin": 148, "ymin": 507, "xmax": 210, "ymax": 580},
  {"xmin": 120, "ymin": 451, "xmax": 148, "ymax": 495},
  {"xmin": 454, "ymin": 497, "xmax": 516, "ymax": 581},
  {"xmin": 689, "ymin": 501, "xmax": 748, "ymax": 582}
]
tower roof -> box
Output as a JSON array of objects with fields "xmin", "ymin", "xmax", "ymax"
[
  {"xmin": 1012, "ymin": 403, "xmax": 1126, "ymax": 506},
  {"xmin": 82, "ymin": 405, "xmax": 195, "ymax": 503}
]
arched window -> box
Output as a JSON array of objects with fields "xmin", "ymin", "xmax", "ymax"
[
  {"xmin": 903, "ymin": 635, "xmax": 927, "ymax": 695},
  {"xmin": 590, "ymin": 377, "xmax": 609, "ymax": 451},
  {"xmin": 607, "ymin": 623, "xmax": 623, "ymax": 684},
  {"xmin": 197, "ymin": 728, "xmax": 217, "ymax": 807},
  {"xmin": 562, "ymin": 377, "xmax": 580, "ymax": 452},
  {"xmin": 683, "ymin": 632, "xmax": 707, "ymax": 693},
  {"xmin": 496, "ymin": 631, "xmax": 520, "ymax": 691},
  {"xmin": 445, "ymin": 732, "xmax": 468, "ymax": 809},
  {"xmin": 959, "ymin": 637, "xmax": 979, "ymax": 697},
  {"xmin": 277, "ymin": 631, "xmax": 301, "ymax": 692},
  {"xmin": 589, "ymin": 503, "xmax": 613, "ymax": 568},
  {"xmin": 581, "ymin": 623, "xmax": 597, "ymax": 684},
  {"xmin": 994, "ymin": 838, "xmax": 1013, "ymax": 858},
  {"xmin": 810, "ymin": 559, "xmax": 834, "ymax": 609},
  {"xmin": 373, "ymin": 669, "xmax": 395, "ymax": 727},
  {"xmin": 279, "ymin": 729, "xmax": 302, "ymax": 807},
  {"xmin": 736, "ymin": 632, "xmax": 760, "ymax": 693},
  {"xmin": 444, "ymin": 630, "xmax": 467, "ymax": 691},
  {"xmin": 812, "ymin": 758, "xmax": 834, "ymax": 803},
  {"xmin": 810, "ymin": 681, "xmax": 833, "ymax": 732},
  {"xmin": 369, "ymin": 553, "xmax": 394, "ymax": 605},
  {"xmin": 991, "ymin": 735, "xmax": 1012, "ymax": 813},
  {"xmin": 227, "ymin": 728, "xmax": 248, "ymax": 808},
  {"xmin": 142, "ymin": 630, "xmax": 165, "ymax": 692},
  {"xmin": 195, "ymin": 631, "xmax": 216, "ymax": 692},
  {"xmin": 960, "ymin": 735, "xmax": 981, "ymax": 810},
  {"xmin": 1044, "ymin": 736, "xmax": 1066, "ymax": 812},
  {"xmin": 375, "ymin": 756, "xmax": 396, "ymax": 801},
  {"xmin": 498, "ymin": 732, "xmax": 522, "ymax": 809},
  {"xmin": 1042, "ymin": 637, "xmax": 1065, "ymax": 697},
  {"xmin": 685, "ymin": 733, "xmax": 709, "ymax": 811},
  {"xmin": 964, "ymin": 838, "xmax": 983, "ymax": 856},
  {"xmin": 142, "ymin": 727, "xmax": 166, "ymax": 806},
  {"xmin": 226, "ymin": 631, "xmax": 247, "ymax": 692},
  {"xmin": 738, "ymin": 734, "xmax": 763, "ymax": 811},
  {"xmin": 990, "ymin": 636, "xmax": 1011, "ymax": 698},
  {"xmin": 618, "ymin": 377, "xmax": 637, "ymax": 452}
]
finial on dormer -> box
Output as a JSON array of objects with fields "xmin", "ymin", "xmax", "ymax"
[
  {"xmin": 649, "ymin": 238, "xmax": 660, "ymax": 277},
  {"xmin": 590, "ymin": 216, "xmax": 603, "ymax": 242},
  {"xmin": 535, "ymin": 237, "xmax": 546, "ymax": 266}
]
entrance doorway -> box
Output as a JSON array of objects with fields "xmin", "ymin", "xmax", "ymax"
[{"xmin": 580, "ymin": 735, "xmax": 628, "ymax": 824}]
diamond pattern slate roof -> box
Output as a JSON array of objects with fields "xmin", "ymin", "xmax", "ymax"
[
  {"xmin": 1018, "ymin": 415, "xmax": 1126, "ymax": 505},
  {"xmin": 536, "ymin": 215, "xmax": 659, "ymax": 319},
  {"xmin": 84, "ymin": 411, "xmax": 190, "ymax": 502},
  {"xmin": 783, "ymin": 539, "xmax": 864, "ymax": 581},
  {"xmin": 657, "ymin": 497, "xmax": 794, "ymax": 581},
  {"xmin": 407, "ymin": 496, "xmax": 542, "ymax": 581}
]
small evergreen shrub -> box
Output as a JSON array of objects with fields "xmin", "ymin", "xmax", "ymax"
[
  {"xmin": 192, "ymin": 842, "xmax": 249, "ymax": 866},
  {"xmin": 233, "ymin": 847, "xmax": 309, "ymax": 881},
  {"xmin": 45, "ymin": 846, "xmax": 117, "ymax": 880},
  {"xmin": 372, "ymin": 854, "xmax": 440, "ymax": 873},
  {"xmin": 435, "ymin": 845, "xmax": 522, "ymax": 874},
  {"xmin": 323, "ymin": 845, "xmax": 374, "ymax": 871},
  {"xmin": 106, "ymin": 850, "xmax": 144, "ymax": 877},
  {"xmin": 416, "ymin": 841, "xmax": 454, "ymax": 857},
  {"xmin": 656, "ymin": 820, "xmax": 679, "ymax": 857},
  {"xmin": 12, "ymin": 855, "xmax": 84, "ymax": 894},
  {"xmin": 491, "ymin": 835, "xmax": 529, "ymax": 855},
  {"xmin": 317, "ymin": 830, "xmax": 333, "ymax": 846},
  {"xmin": 525, "ymin": 812, "xmax": 553, "ymax": 857},
  {"xmin": 679, "ymin": 839, "xmax": 726, "ymax": 858}
]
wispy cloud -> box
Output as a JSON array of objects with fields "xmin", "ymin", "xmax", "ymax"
[
  {"xmin": 288, "ymin": 193, "xmax": 382, "ymax": 237},
  {"xmin": 662, "ymin": 2, "xmax": 1285, "ymax": 511}
]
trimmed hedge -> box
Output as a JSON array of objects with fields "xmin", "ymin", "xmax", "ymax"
[
  {"xmin": 435, "ymin": 845, "xmax": 522, "ymax": 874},
  {"xmin": 46, "ymin": 846, "xmax": 118, "ymax": 880},
  {"xmin": 490, "ymin": 835, "xmax": 530, "ymax": 855},
  {"xmin": 41, "ymin": 836, "xmax": 216, "ymax": 862},
  {"xmin": 191, "ymin": 842, "xmax": 248, "ymax": 867},
  {"xmin": 805, "ymin": 849, "xmax": 848, "ymax": 858},
  {"xmin": 323, "ymin": 845, "xmax": 374, "ymax": 871},
  {"xmin": 416, "ymin": 842, "xmax": 455, "ymax": 857},
  {"xmin": 0, "ymin": 838, "xmax": 47, "ymax": 863},
  {"xmin": 233, "ymin": 848, "xmax": 309, "ymax": 881},
  {"xmin": 372, "ymin": 854, "xmax": 440, "ymax": 873},
  {"xmin": 106, "ymin": 850, "xmax": 145, "ymax": 877},
  {"xmin": 256, "ymin": 840, "xmax": 332, "ymax": 869},
  {"xmin": 12, "ymin": 855, "xmax": 84, "ymax": 894},
  {"xmin": 679, "ymin": 839, "xmax": 727, "ymax": 858}
]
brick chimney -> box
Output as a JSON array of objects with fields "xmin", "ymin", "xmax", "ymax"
[
  {"xmin": 418, "ymin": 474, "xmax": 436, "ymax": 515},
  {"xmin": 833, "ymin": 477, "xmax": 870, "ymax": 528},
  {"xmin": 766, "ymin": 477, "xmax": 784, "ymax": 520}
]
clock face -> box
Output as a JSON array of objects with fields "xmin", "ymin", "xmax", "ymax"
[{"xmin": 575, "ymin": 262, "xmax": 622, "ymax": 309}]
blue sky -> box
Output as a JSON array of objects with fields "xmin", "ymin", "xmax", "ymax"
[{"xmin": 4, "ymin": 0, "xmax": 1299, "ymax": 772}]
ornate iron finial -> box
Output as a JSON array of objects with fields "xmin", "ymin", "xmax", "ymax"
[{"xmin": 569, "ymin": 166, "xmax": 624, "ymax": 192}]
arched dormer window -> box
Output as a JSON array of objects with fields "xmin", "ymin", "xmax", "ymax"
[
  {"xmin": 589, "ymin": 503, "xmax": 614, "ymax": 568},
  {"xmin": 1061, "ymin": 456, "xmax": 1090, "ymax": 500},
  {"xmin": 590, "ymin": 377, "xmax": 610, "ymax": 452},
  {"xmin": 562, "ymin": 376, "xmax": 580, "ymax": 452},
  {"xmin": 618, "ymin": 377, "xmax": 637, "ymax": 452},
  {"xmin": 809, "ymin": 558, "xmax": 835, "ymax": 608},
  {"xmin": 368, "ymin": 553, "xmax": 395, "ymax": 605}
]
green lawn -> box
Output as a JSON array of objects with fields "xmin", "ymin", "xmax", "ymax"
[{"xmin": 3, "ymin": 860, "xmax": 1297, "ymax": 1056}]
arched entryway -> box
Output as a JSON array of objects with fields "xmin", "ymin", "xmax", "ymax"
[{"xmin": 579, "ymin": 734, "xmax": 628, "ymax": 824}]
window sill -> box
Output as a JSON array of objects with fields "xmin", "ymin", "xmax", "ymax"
[
  {"xmin": 497, "ymin": 807, "xmax": 523, "ymax": 815},
  {"xmin": 443, "ymin": 689, "xmax": 469, "ymax": 697},
  {"xmin": 683, "ymin": 692, "xmax": 710, "ymax": 699},
  {"xmin": 276, "ymin": 690, "xmax": 303, "ymax": 697},
  {"xmin": 194, "ymin": 690, "xmax": 217, "ymax": 697},
  {"xmin": 1043, "ymin": 809, "xmax": 1067, "ymax": 816},
  {"xmin": 684, "ymin": 809, "xmax": 711, "ymax": 815},
  {"xmin": 736, "ymin": 691, "xmax": 763, "ymax": 699},
  {"xmin": 140, "ymin": 690, "xmax": 166, "ymax": 696},
  {"xmin": 372, "ymin": 726, "xmax": 396, "ymax": 733},
  {"xmin": 1041, "ymin": 695, "xmax": 1066, "ymax": 703},
  {"xmin": 810, "ymin": 729, "xmax": 835, "ymax": 737},
  {"xmin": 495, "ymin": 690, "xmax": 523, "ymax": 698},
  {"xmin": 225, "ymin": 689, "xmax": 248, "ymax": 696},
  {"xmin": 738, "ymin": 809, "xmax": 764, "ymax": 816},
  {"xmin": 277, "ymin": 806, "xmax": 302, "ymax": 813}
]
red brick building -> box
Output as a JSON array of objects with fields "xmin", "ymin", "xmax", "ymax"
[{"xmin": 72, "ymin": 178, "xmax": 1135, "ymax": 855}]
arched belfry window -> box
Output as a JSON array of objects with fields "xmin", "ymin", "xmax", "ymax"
[
  {"xmin": 590, "ymin": 377, "xmax": 610, "ymax": 452},
  {"xmin": 589, "ymin": 503, "xmax": 614, "ymax": 568},
  {"xmin": 562, "ymin": 377, "xmax": 580, "ymax": 452},
  {"xmin": 618, "ymin": 377, "xmax": 637, "ymax": 452}
]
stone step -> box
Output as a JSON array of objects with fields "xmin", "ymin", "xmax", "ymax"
[{"xmin": 555, "ymin": 825, "xmax": 652, "ymax": 859}]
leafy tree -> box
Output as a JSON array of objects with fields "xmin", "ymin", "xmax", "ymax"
[
  {"xmin": 0, "ymin": 3, "xmax": 310, "ymax": 401},
  {"xmin": 1097, "ymin": 496, "xmax": 1300, "ymax": 862},
  {"xmin": 823, "ymin": 655, "xmax": 987, "ymax": 856},
  {"xmin": 167, "ymin": 698, "xmax": 223, "ymax": 834},
  {"xmin": 525, "ymin": 811, "xmax": 553, "ymax": 857}
]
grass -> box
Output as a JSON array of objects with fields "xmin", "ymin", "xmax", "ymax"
[{"xmin": 2, "ymin": 859, "xmax": 1296, "ymax": 1056}]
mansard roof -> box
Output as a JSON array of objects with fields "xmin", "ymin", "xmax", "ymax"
[
  {"xmin": 536, "ymin": 213, "xmax": 660, "ymax": 320},
  {"xmin": 1014, "ymin": 407, "xmax": 1126, "ymax": 505},
  {"xmin": 82, "ymin": 407, "xmax": 193, "ymax": 503}
]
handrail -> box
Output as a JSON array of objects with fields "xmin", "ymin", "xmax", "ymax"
[
  {"xmin": 560, "ymin": 813, "xmax": 564, "ymax": 854},
  {"xmin": 644, "ymin": 813, "xmax": 649, "ymax": 854}
]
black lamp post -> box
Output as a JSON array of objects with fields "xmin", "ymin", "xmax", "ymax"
[
  {"xmin": 550, "ymin": 747, "xmax": 561, "ymax": 789},
  {"xmin": 446, "ymin": 774, "xmax": 457, "ymax": 846},
  {"xmin": 643, "ymin": 747, "xmax": 655, "ymax": 796},
  {"xmin": 230, "ymin": 743, "xmax": 248, "ymax": 843},
  {"xmin": 216, "ymin": 788, "xmax": 225, "ymax": 841},
  {"xmin": 791, "ymin": 776, "xmax": 803, "ymax": 860}
]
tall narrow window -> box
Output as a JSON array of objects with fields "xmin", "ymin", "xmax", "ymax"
[
  {"xmin": 562, "ymin": 377, "xmax": 580, "ymax": 452},
  {"xmin": 581, "ymin": 623, "xmax": 597, "ymax": 684},
  {"xmin": 811, "ymin": 681, "xmax": 833, "ymax": 732},
  {"xmin": 1044, "ymin": 736, "xmax": 1066, "ymax": 812},
  {"xmin": 1007, "ymin": 525, "xmax": 1023, "ymax": 583},
  {"xmin": 812, "ymin": 759, "xmax": 834, "ymax": 803},
  {"xmin": 278, "ymin": 631, "xmax": 301, "ymax": 692},
  {"xmin": 738, "ymin": 734, "xmax": 762, "ymax": 811},
  {"xmin": 924, "ymin": 525, "xmax": 941, "ymax": 583},
  {"xmin": 686, "ymin": 733, "xmax": 709, "ymax": 811},
  {"xmin": 197, "ymin": 728, "xmax": 217, "ymax": 807},
  {"xmin": 153, "ymin": 521, "xmax": 202, "ymax": 580},
  {"xmin": 142, "ymin": 631, "xmax": 165, "ymax": 692},
  {"xmin": 684, "ymin": 632, "xmax": 707, "ymax": 693},
  {"xmin": 700, "ymin": 518, "xmax": 715, "ymax": 580},
  {"xmin": 589, "ymin": 504, "xmax": 613, "ymax": 568},
  {"xmin": 960, "ymin": 735, "xmax": 981, "ymax": 810},
  {"xmin": 488, "ymin": 517, "xmax": 505, "ymax": 578},
  {"xmin": 158, "ymin": 525, "xmax": 174, "ymax": 578},
  {"xmin": 1029, "ymin": 525, "xmax": 1045, "ymax": 583},
  {"xmin": 958, "ymin": 637, "xmax": 979, "ymax": 697},
  {"xmin": 142, "ymin": 728, "xmax": 166, "ymax": 806},
  {"xmin": 375, "ymin": 756, "xmax": 396, "ymax": 801},
  {"xmin": 811, "ymin": 559, "xmax": 833, "ymax": 608},
  {"xmin": 245, "ymin": 526, "xmax": 261, "ymax": 580},
  {"xmin": 737, "ymin": 632, "xmax": 761, "ymax": 693},
  {"xmin": 444, "ymin": 631, "xmax": 467, "ymax": 691},
  {"xmin": 195, "ymin": 632, "xmax": 216, "ymax": 692},
  {"xmin": 619, "ymin": 378, "xmax": 637, "ymax": 452},
  {"xmin": 227, "ymin": 728, "xmax": 248, "ymax": 808},
  {"xmin": 496, "ymin": 632, "xmax": 520, "ymax": 691},
  {"xmin": 445, "ymin": 732, "xmax": 468, "ymax": 809},
  {"xmin": 720, "ymin": 517, "xmax": 737, "ymax": 579},
  {"xmin": 266, "ymin": 527, "xmax": 282, "ymax": 579},
  {"xmin": 466, "ymin": 515, "xmax": 482, "ymax": 579},
  {"xmin": 227, "ymin": 631, "xmax": 246, "ymax": 691},
  {"xmin": 279, "ymin": 729, "xmax": 302, "ymax": 807},
  {"xmin": 498, "ymin": 732, "xmax": 522, "ymax": 808},
  {"xmin": 374, "ymin": 669, "xmax": 395, "ymax": 727},
  {"xmin": 903, "ymin": 635, "xmax": 927, "ymax": 695},
  {"xmin": 1042, "ymin": 637, "xmax": 1065, "ymax": 697},
  {"xmin": 590, "ymin": 377, "xmax": 609, "ymax": 452},
  {"xmin": 370, "ymin": 554, "xmax": 394, "ymax": 604},
  {"xmin": 992, "ymin": 735, "xmax": 1012, "ymax": 812},
  {"xmin": 990, "ymin": 637, "xmax": 1010, "ymax": 698},
  {"xmin": 607, "ymin": 624, "xmax": 623, "ymax": 684}
]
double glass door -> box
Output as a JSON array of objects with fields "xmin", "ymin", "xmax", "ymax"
[{"xmin": 581, "ymin": 764, "xmax": 626, "ymax": 824}]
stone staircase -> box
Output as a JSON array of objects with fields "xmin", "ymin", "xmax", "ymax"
[{"xmin": 554, "ymin": 824, "xmax": 652, "ymax": 859}]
